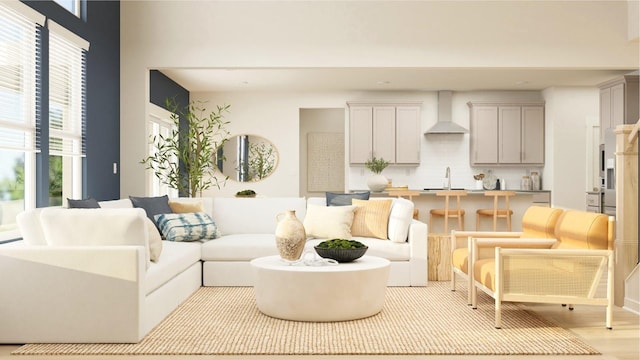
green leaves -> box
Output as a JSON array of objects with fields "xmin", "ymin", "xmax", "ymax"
[{"xmin": 141, "ymin": 97, "xmax": 231, "ymax": 197}]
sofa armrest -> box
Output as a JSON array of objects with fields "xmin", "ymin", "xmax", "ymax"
[
  {"xmin": 408, "ymin": 219, "xmax": 428, "ymax": 286},
  {"xmin": 0, "ymin": 245, "xmax": 146, "ymax": 343}
]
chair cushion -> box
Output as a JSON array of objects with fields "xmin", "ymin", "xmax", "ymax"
[
  {"xmin": 521, "ymin": 206, "xmax": 563, "ymax": 238},
  {"xmin": 451, "ymin": 248, "xmax": 469, "ymax": 274},
  {"xmin": 474, "ymin": 258, "xmax": 496, "ymax": 291},
  {"xmin": 430, "ymin": 209, "xmax": 466, "ymax": 216},
  {"xmin": 476, "ymin": 209, "xmax": 513, "ymax": 216},
  {"xmin": 553, "ymin": 210, "xmax": 610, "ymax": 250}
]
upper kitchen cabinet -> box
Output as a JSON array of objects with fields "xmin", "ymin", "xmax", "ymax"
[
  {"xmin": 468, "ymin": 102, "xmax": 545, "ymax": 166},
  {"xmin": 598, "ymin": 75, "xmax": 639, "ymax": 144},
  {"xmin": 348, "ymin": 102, "xmax": 421, "ymax": 165}
]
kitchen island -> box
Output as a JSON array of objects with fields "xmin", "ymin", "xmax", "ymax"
[
  {"xmin": 366, "ymin": 189, "xmax": 551, "ymax": 281},
  {"xmin": 367, "ymin": 189, "xmax": 551, "ymax": 233}
]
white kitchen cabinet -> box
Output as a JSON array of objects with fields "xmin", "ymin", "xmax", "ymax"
[
  {"xmin": 469, "ymin": 102, "xmax": 544, "ymax": 166},
  {"xmin": 598, "ymin": 75, "xmax": 639, "ymax": 144},
  {"xmin": 348, "ymin": 102, "xmax": 421, "ymax": 164}
]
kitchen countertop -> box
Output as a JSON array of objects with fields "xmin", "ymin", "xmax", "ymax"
[{"xmin": 356, "ymin": 189, "xmax": 551, "ymax": 195}]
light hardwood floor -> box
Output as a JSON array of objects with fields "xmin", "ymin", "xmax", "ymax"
[{"xmin": 1, "ymin": 300, "xmax": 638, "ymax": 360}]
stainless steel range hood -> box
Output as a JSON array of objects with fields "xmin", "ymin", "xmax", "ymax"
[{"xmin": 425, "ymin": 91, "xmax": 468, "ymax": 134}]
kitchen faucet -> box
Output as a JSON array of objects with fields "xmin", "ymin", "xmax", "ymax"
[{"xmin": 445, "ymin": 166, "xmax": 451, "ymax": 190}]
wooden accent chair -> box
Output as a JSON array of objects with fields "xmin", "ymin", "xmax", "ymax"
[
  {"xmin": 450, "ymin": 205, "xmax": 563, "ymax": 305},
  {"xmin": 476, "ymin": 190, "xmax": 515, "ymax": 231},
  {"xmin": 470, "ymin": 210, "xmax": 615, "ymax": 329},
  {"xmin": 429, "ymin": 190, "xmax": 467, "ymax": 234}
]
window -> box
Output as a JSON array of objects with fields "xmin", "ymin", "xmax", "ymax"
[
  {"xmin": 0, "ymin": 3, "xmax": 43, "ymax": 240},
  {"xmin": 48, "ymin": 21, "xmax": 88, "ymax": 206},
  {"xmin": 52, "ymin": 0, "xmax": 81, "ymax": 18},
  {"xmin": 146, "ymin": 103, "xmax": 179, "ymax": 198}
]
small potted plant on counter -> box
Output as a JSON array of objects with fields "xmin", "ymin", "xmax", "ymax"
[{"xmin": 365, "ymin": 156, "xmax": 389, "ymax": 192}]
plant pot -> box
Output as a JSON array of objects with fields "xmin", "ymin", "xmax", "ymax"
[{"xmin": 367, "ymin": 174, "xmax": 388, "ymax": 192}]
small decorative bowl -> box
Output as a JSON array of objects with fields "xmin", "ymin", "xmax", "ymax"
[{"xmin": 314, "ymin": 246, "xmax": 368, "ymax": 263}]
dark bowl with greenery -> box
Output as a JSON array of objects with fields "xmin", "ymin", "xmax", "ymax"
[
  {"xmin": 314, "ymin": 239, "xmax": 368, "ymax": 263},
  {"xmin": 235, "ymin": 189, "xmax": 256, "ymax": 198}
]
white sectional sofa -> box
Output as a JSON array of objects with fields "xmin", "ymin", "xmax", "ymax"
[{"xmin": 0, "ymin": 195, "xmax": 427, "ymax": 344}]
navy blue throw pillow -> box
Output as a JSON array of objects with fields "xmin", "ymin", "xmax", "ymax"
[{"xmin": 325, "ymin": 191, "xmax": 370, "ymax": 206}]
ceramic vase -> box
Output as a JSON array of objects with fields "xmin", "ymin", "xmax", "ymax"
[
  {"xmin": 367, "ymin": 174, "xmax": 388, "ymax": 192},
  {"xmin": 275, "ymin": 210, "xmax": 306, "ymax": 261}
]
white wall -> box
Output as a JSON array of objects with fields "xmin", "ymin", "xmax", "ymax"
[
  {"xmin": 542, "ymin": 87, "xmax": 600, "ymax": 209},
  {"xmin": 188, "ymin": 89, "xmax": 584, "ymax": 198},
  {"xmin": 120, "ymin": 1, "xmax": 636, "ymax": 198}
]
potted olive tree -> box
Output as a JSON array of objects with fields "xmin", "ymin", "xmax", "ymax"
[
  {"xmin": 364, "ymin": 156, "xmax": 389, "ymax": 192},
  {"xmin": 142, "ymin": 98, "xmax": 231, "ymax": 197}
]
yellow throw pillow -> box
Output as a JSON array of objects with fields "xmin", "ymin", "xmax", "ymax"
[
  {"xmin": 351, "ymin": 199, "xmax": 393, "ymax": 240},
  {"xmin": 169, "ymin": 200, "xmax": 204, "ymax": 213}
]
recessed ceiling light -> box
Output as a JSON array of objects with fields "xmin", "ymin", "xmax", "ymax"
[
  {"xmin": 241, "ymin": 81, "xmax": 249, "ymax": 85},
  {"xmin": 515, "ymin": 81, "xmax": 529, "ymax": 86},
  {"xmin": 377, "ymin": 80, "xmax": 390, "ymax": 85}
]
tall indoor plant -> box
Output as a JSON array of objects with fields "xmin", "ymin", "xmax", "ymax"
[{"xmin": 142, "ymin": 98, "xmax": 231, "ymax": 197}]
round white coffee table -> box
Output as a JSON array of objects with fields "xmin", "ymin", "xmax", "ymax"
[{"xmin": 250, "ymin": 255, "xmax": 390, "ymax": 322}]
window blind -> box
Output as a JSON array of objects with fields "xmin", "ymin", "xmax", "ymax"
[
  {"xmin": 48, "ymin": 20, "xmax": 88, "ymax": 157},
  {"xmin": 0, "ymin": 2, "xmax": 42, "ymax": 153}
]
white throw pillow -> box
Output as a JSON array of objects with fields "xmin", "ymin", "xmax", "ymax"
[
  {"xmin": 40, "ymin": 208, "xmax": 151, "ymax": 266},
  {"xmin": 387, "ymin": 198, "xmax": 414, "ymax": 243},
  {"xmin": 303, "ymin": 204, "xmax": 356, "ymax": 239},
  {"xmin": 16, "ymin": 208, "xmax": 47, "ymax": 246}
]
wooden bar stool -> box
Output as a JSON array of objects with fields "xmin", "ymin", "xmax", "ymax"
[
  {"xmin": 476, "ymin": 190, "xmax": 515, "ymax": 231},
  {"xmin": 429, "ymin": 190, "xmax": 467, "ymax": 234},
  {"xmin": 388, "ymin": 190, "xmax": 420, "ymax": 219}
]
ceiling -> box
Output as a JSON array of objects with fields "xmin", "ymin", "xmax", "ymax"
[{"xmin": 159, "ymin": 67, "xmax": 637, "ymax": 93}]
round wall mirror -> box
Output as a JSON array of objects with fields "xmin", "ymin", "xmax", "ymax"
[{"xmin": 216, "ymin": 135, "xmax": 278, "ymax": 182}]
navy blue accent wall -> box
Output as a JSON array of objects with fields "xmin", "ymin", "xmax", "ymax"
[
  {"xmin": 150, "ymin": 70, "xmax": 189, "ymax": 111},
  {"xmin": 22, "ymin": 0, "xmax": 120, "ymax": 202}
]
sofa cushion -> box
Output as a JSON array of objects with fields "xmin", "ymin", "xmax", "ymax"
[
  {"xmin": 303, "ymin": 204, "xmax": 356, "ymax": 239},
  {"xmin": 145, "ymin": 241, "xmax": 201, "ymax": 295},
  {"xmin": 169, "ymin": 200, "xmax": 204, "ymax": 213},
  {"xmin": 16, "ymin": 208, "xmax": 47, "ymax": 246},
  {"xmin": 67, "ymin": 198, "xmax": 101, "ymax": 209},
  {"xmin": 325, "ymin": 191, "xmax": 370, "ymax": 206},
  {"xmin": 39, "ymin": 208, "xmax": 151, "ymax": 265},
  {"xmin": 145, "ymin": 218, "xmax": 163, "ymax": 262},
  {"xmin": 98, "ymin": 198, "xmax": 133, "ymax": 208},
  {"xmin": 130, "ymin": 195, "xmax": 173, "ymax": 226},
  {"xmin": 211, "ymin": 197, "xmax": 306, "ymax": 235},
  {"xmin": 155, "ymin": 212, "xmax": 220, "ymax": 242},
  {"xmin": 201, "ymin": 234, "xmax": 280, "ymax": 261},
  {"xmin": 521, "ymin": 206, "xmax": 563, "ymax": 238},
  {"xmin": 351, "ymin": 199, "xmax": 392, "ymax": 239},
  {"xmin": 387, "ymin": 198, "xmax": 414, "ymax": 243}
]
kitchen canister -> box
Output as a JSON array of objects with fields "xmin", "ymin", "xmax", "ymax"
[
  {"xmin": 521, "ymin": 176, "xmax": 532, "ymax": 191},
  {"xmin": 530, "ymin": 172, "xmax": 540, "ymax": 191}
]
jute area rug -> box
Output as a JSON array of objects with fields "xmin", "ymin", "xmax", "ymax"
[{"xmin": 13, "ymin": 282, "xmax": 599, "ymax": 356}]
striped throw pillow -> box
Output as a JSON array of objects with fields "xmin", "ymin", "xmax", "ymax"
[{"xmin": 154, "ymin": 212, "xmax": 220, "ymax": 242}]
